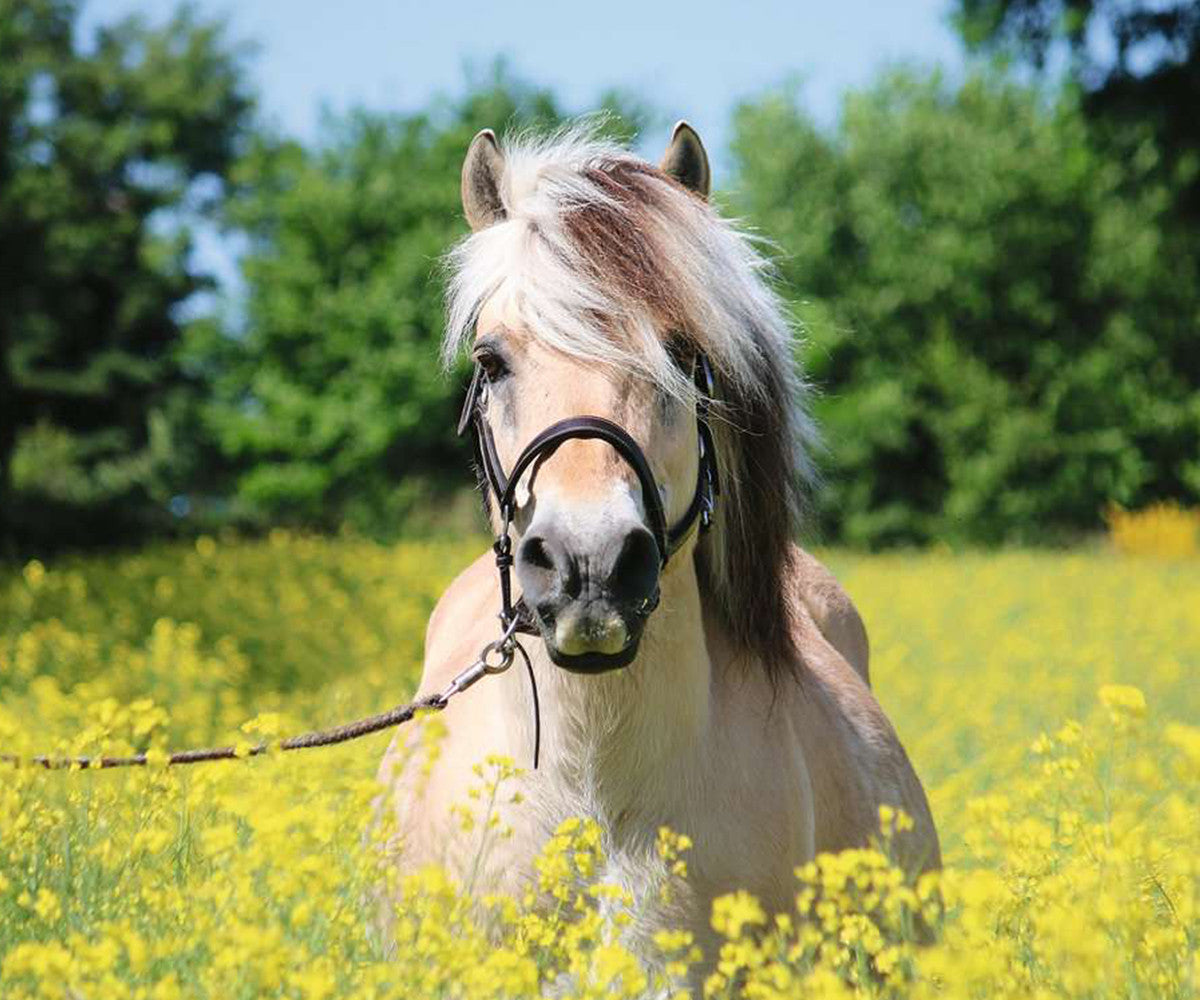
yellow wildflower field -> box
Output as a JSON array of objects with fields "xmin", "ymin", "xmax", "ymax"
[{"xmin": 1, "ymin": 534, "xmax": 1197, "ymax": 998}]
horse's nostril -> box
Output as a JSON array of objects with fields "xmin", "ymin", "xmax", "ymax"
[
  {"xmin": 520, "ymin": 535, "xmax": 556, "ymax": 572},
  {"xmin": 517, "ymin": 521, "xmax": 659, "ymax": 625},
  {"xmin": 607, "ymin": 526, "xmax": 660, "ymax": 607},
  {"xmin": 517, "ymin": 530, "xmax": 579, "ymax": 605}
]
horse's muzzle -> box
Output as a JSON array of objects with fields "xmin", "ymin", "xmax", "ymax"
[{"xmin": 516, "ymin": 519, "xmax": 660, "ymax": 673}]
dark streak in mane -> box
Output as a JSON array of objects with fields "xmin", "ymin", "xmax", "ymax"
[
  {"xmin": 562, "ymin": 163, "xmax": 687, "ymax": 333},
  {"xmin": 561, "ymin": 157, "xmax": 805, "ymax": 686},
  {"xmin": 699, "ymin": 335, "xmax": 804, "ymax": 688}
]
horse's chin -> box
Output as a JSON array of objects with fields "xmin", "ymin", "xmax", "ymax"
[{"xmin": 542, "ymin": 638, "xmax": 641, "ymax": 674}]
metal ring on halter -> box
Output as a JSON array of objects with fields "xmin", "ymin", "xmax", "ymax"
[{"xmin": 481, "ymin": 637, "xmax": 515, "ymax": 673}]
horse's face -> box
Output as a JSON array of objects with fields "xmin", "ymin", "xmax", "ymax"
[{"xmin": 472, "ymin": 297, "xmax": 701, "ymax": 673}]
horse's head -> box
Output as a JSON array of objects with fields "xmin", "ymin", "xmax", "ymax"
[
  {"xmin": 458, "ymin": 125, "xmax": 713, "ymax": 673},
  {"xmin": 445, "ymin": 121, "xmax": 814, "ymax": 681},
  {"xmin": 465, "ymin": 303, "xmax": 709, "ymax": 672}
]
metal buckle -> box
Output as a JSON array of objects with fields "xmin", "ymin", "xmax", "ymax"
[
  {"xmin": 700, "ymin": 488, "xmax": 715, "ymax": 531},
  {"xmin": 438, "ymin": 616, "xmax": 520, "ymax": 701}
]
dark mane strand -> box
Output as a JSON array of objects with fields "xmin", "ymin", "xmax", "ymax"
[
  {"xmin": 562, "ymin": 164, "xmax": 687, "ymax": 332},
  {"xmin": 568, "ymin": 156, "xmax": 806, "ymax": 683},
  {"xmin": 698, "ymin": 335, "xmax": 804, "ymax": 685}
]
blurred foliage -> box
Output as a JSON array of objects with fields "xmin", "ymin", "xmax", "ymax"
[
  {"xmin": 953, "ymin": 0, "xmax": 1200, "ymax": 215},
  {"xmin": 3, "ymin": 2, "xmax": 1197, "ymax": 551},
  {"xmin": 0, "ymin": 0, "xmax": 254, "ymax": 552},
  {"xmin": 731, "ymin": 68, "xmax": 1200, "ymax": 546},
  {"xmin": 954, "ymin": 0, "xmax": 1198, "ymax": 83}
]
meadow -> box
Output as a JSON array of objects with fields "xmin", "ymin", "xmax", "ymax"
[{"xmin": 1, "ymin": 526, "xmax": 1198, "ymax": 998}]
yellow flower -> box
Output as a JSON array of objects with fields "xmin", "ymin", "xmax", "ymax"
[
  {"xmin": 711, "ymin": 890, "xmax": 766, "ymax": 939},
  {"xmin": 22, "ymin": 560, "xmax": 46, "ymax": 589},
  {"xmin": 1099, "ymin": 683, "xmax": 1148, "ymax": 725},
  {"xmin": 2, "ymin": 537, "xmax": 1197, "ymax": 1000}
]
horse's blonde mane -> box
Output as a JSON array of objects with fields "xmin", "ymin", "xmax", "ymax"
[{"xmin": 443, "ymin": 122, "xmax": 819, "ymax": 680}]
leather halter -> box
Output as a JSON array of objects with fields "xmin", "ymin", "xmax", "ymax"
[{"xmin": 457, "ymin": 352, "xmax": 721, "ymax": 631}]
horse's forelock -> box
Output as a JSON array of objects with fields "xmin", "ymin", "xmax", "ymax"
[{"xmin": 444, "ymin": 125, "xmax": 818, "ymax": 683}]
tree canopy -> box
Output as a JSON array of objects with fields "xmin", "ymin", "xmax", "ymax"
[
  {"xmin": 0, "ymin": 0, "xmax": 253, "ymax": 550},
  {"xmin": 3, "ymin": 1, "xmax": 1195, "ymax": 552},
  {"xmin": 731, "ymin": 68, "xmax": 1200, "ymax": 545},
  {"xmin": 955, "ymin": 0, "xmax": 1200, "ymax": 221}
]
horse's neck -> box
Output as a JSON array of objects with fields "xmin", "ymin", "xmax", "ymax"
[{"xmin": 507, "ymin": 557, "xmax": 714, "ymax": 822}]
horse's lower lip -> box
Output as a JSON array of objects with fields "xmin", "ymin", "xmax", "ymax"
[
  {"xmin": 533, "ymin": 603, "xmax": 643, "ymax": 673},
  {"xmin": 543, "ymin": 640, "xmax": 639, "ymax": 674}
]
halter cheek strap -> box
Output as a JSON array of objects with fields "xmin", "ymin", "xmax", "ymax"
[{"xmin": 458, "ymin": 354, "xmax": 721, "ymax": 628}]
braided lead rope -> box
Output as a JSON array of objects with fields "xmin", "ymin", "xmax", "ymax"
[
  {"xmin": 2, "ymin": 622, "xmax": 542, "ymax": 771},
  {"xmin": 1, "ymin": 693, "xmax": 450, "ymax": 771}
]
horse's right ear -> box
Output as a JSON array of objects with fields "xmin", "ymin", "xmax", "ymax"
[
  {"xmin": 660, "ymin": 121, "xmax": 711, "ymax": 200},
  {"xmin": 462, "ymin": 129, "xmax": 507, "ymax": 231}
]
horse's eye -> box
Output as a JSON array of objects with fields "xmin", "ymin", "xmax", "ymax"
[{"xmin": 474, "ymin": 347, "xmax": 510, "ymax": 383}]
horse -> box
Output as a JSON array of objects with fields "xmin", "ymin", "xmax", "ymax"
[{"xmin": 377, "ymin": 120, "xmax": 940, "ymax": 978}]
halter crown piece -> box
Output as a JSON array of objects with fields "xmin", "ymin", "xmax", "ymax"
[{"xmin": 457, "ymin": 352, "xmax": 722, "ymax": 634}]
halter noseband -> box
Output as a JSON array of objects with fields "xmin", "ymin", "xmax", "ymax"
[{"xmin": 457, "ymin": 352, "xmax": 721, "ymax": 632}]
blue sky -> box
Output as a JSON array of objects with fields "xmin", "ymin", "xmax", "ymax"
[
  {"xmin": 83, "ymin": 0, "xmax": 965, "ymax": 170},
  {"xmin": 80, "ymin": 0, "xmax": 967, "ymax": 297}
]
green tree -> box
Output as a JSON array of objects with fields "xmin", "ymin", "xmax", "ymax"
[
  {"xmin": 731, "ymin": 68, "xmax": 1200, "ymax": 546},
  {"xmin": 955, "ymin": 1, "xmax": 1200, "ymax": 220},
  {"xmin": 199, "ymin": 72, "xmax": 644, "ymax": 532},
  {"xmin": 0, "ymin": 0, "xmax": 253, "ymax": 551}
]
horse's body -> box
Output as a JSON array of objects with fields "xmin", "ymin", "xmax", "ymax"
[
  {"xmin": 377, "ymin": 121, "xmax": 938, "ymax": 977},
  {"xmin": 381, "ymin": 544, "xmax": 933, "ymax": 955}
]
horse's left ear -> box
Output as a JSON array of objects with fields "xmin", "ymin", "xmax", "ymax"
[{"xmin": 659, "ymin": 121, "xmax": 711, "ymax": 200}]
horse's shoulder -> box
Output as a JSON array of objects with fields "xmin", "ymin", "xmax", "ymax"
[
  {"xmin": 785, "ymin": 585, "xmax": 941, "ymax": 873},
  {"xmin": 421, "ymin": 550, "xmax": 500, "ymax": 686},
  {"xmin": 788, "ymin": 545, "xmax": 870, "ymax": 686}
]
